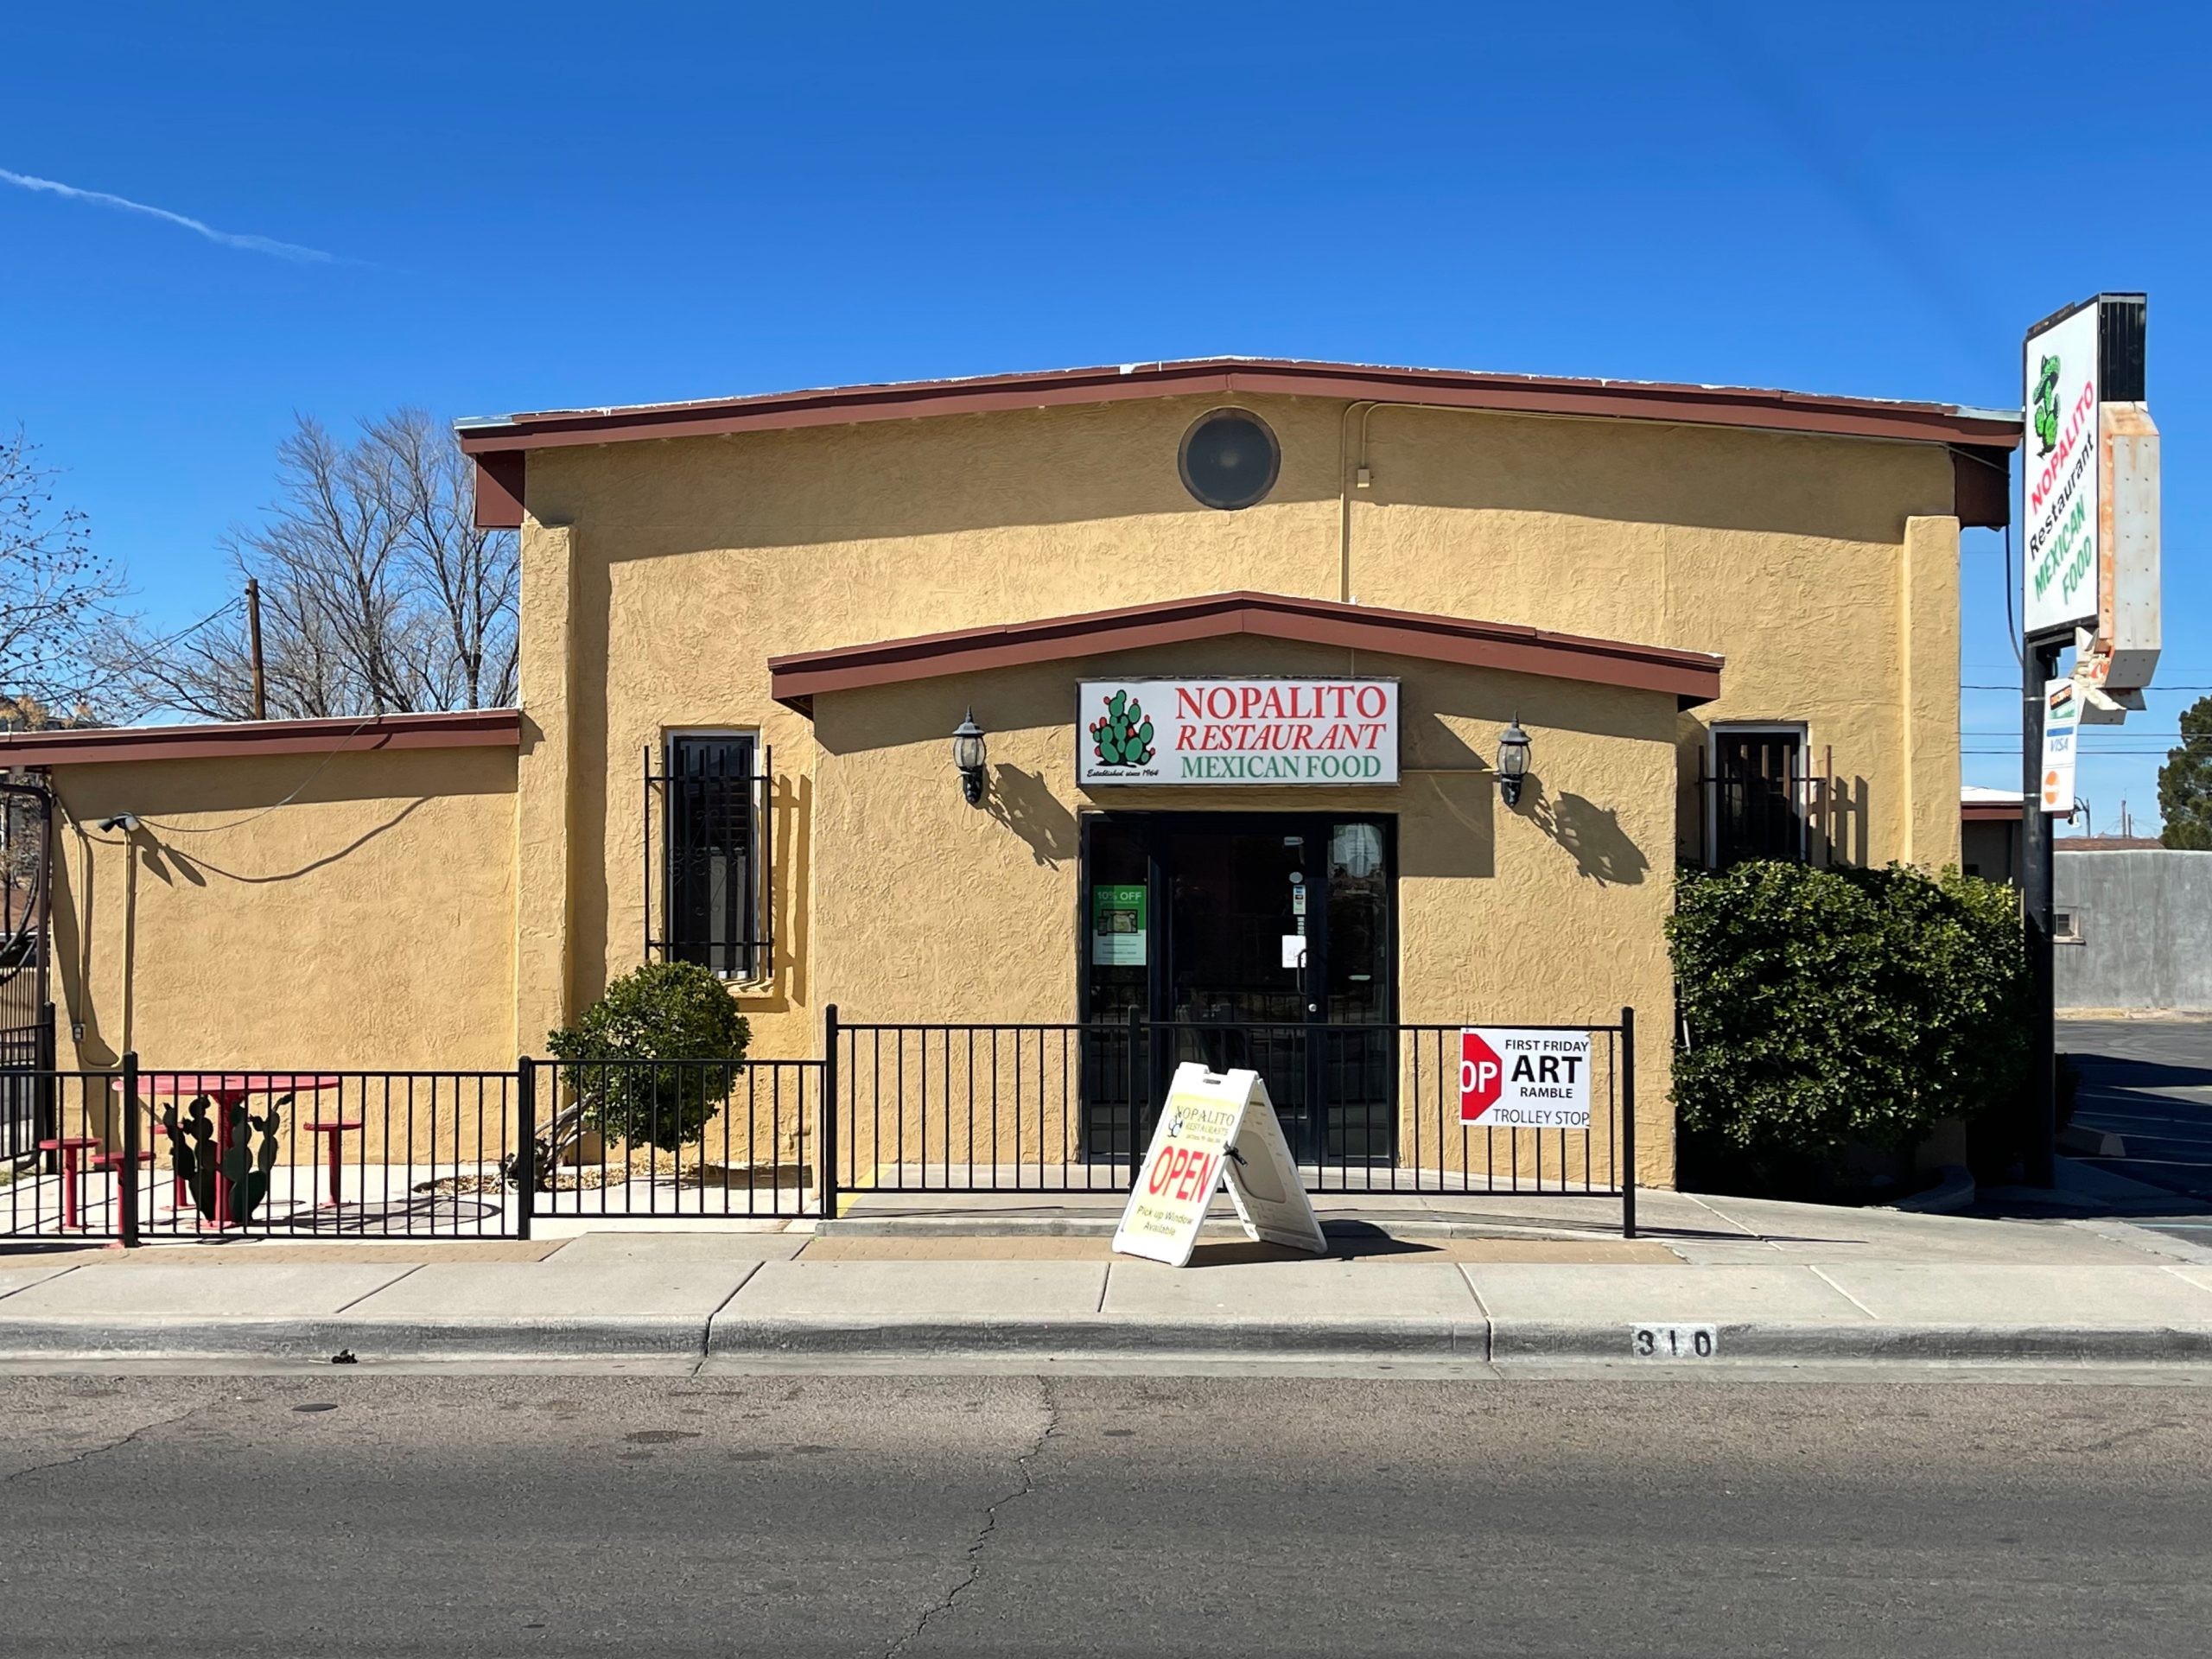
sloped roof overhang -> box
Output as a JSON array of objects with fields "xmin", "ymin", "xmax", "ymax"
[
  {"xmin": 767, "ymin": 591, "xmax": 1723, "ymax": 715},
  {"xmin": 457, "ymin": 356, "xmax": 2020, "ymax": 531},
  {"xmin": 0, "ymin": 709, "xmax": 521, "ymax": 768}
]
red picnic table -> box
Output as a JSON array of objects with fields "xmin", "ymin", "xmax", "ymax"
[{"xmin": 139, "ymin": 1074, "xmax": 346, "ymax": 1230}]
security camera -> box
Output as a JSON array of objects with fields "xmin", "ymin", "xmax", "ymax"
[{"xmin": 96, "ymin": 814, "xmax": 140, "ymax": 833}]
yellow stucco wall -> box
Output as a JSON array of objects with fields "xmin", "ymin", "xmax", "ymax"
[
  {"xmin": 517, "ymin": 391, "xmax": 1963, "ymax": 1073},
  {"xmin": 48, "ymin": 746, "xmax": 518, "ymax": 1071},
  {"xmin": 807, "ymin": 640, "xmax": 1681, "ymax": 1187},
  {"xmin": 37, "ymin": 390, "xmax": 1963, "ymax": 1192}
]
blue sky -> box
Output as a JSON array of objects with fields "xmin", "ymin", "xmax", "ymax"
[{"xmin": 3, "ymin": 2, "xmax": 2205, "ymax": 830}]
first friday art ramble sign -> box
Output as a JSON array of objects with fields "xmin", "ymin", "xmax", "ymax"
[{"xmin": 1078, "ymin": 678, "xmax": 1401, "ymax": 786}]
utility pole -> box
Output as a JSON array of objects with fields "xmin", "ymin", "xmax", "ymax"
[{"xmin": 245, "ymin": 577, "xmax": 267, "ymax": 721}]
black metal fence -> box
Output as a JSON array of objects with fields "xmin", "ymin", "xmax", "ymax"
[
  {"xmin": 0, "ymin": 1055, "xmax": 826, "ymax": 1243},
  {"xmin": 0, "ymin": 1003, "xmax": 52, "ymax": 1160},
  {"xmin": 823, "ymin": 1008, "xmax": 1638, "ymax": 1233},
  {"xmin": 0, "ymin": 1011, "xmax": 1637, "ymax": 1242},
  {"xmin": 521, "ymin": 1056, "xmax": 819, "ymax": 1224}
]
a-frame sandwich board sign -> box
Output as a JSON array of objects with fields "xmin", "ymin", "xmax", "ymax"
[{"xmin": 1111, "ymin": 1062, "xmax": 1329, "ymax": 1267}]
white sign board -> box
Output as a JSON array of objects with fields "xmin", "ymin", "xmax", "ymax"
[
  {"xmin": 1079, "ymin": 679, "xmax": 1399, "ymax": 786},
  {"xmin": 2024, "ymin": 302, "xmax": 2101, "ymax": 639},
  {"xmin": 2093, "ymin": 402, "xmax": 2161, "ymax": 694},
  {"xmin": 1111, "ymin": 1064, "xmax": 1328, "ymax": 1267},
  {"xmin": 1459, "ymin": 1027, "xmax": 1593, "ymax": 1130},
  {"xmin": 2039, "ymin": 677, "xmax": 2079, "ymax": 816}
]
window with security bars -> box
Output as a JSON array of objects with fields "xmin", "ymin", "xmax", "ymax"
[
  {"xmin": 649, "ymin": 735, "xmax": 772, "ymax": 980},
  {"xmin": 1712, "ymin": 729, "xmax": 1805, "ymax": 866}
]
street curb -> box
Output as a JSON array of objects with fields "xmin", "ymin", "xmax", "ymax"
[
  {"xmin": 2, "ymin": 1315, "xmax": 2210, "ymax": 1367},
  {"xmin": 1889, "ymin": 1165, "xmax": 1977, "ymax": 1216},
  {"xmin": 1489, "ymin": 1320, "xmax": 2212, "ymax": 1364},
  {"xmin": 2058, "ymin": 1124, "xmax": 2129, "ymax": 1159},
  {"xmin": 705, "ymin": 1315, "xmax": 1484, "ymax": 1359},
  {"xmin": 0, "ymin": 1317, "xmax": 715, "ymax": 1362}
]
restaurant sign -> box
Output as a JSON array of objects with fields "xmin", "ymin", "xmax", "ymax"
[
  {"xmin": 2023, "ymin": 300, "xmax": 2103, "ymax": 639},
  {"xmin": 1078, "ymin": 678, "xmax": 1400, "ymax": 786}
]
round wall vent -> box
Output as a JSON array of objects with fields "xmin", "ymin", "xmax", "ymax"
[{"xmin": 1179, "ymin": 408, "xmax": 1281, "ymax": 511}]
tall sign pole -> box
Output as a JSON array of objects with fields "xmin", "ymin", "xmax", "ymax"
[{"xmin": 2019, "ymin": 293, "xmax": 2156, "ymax": 1185}]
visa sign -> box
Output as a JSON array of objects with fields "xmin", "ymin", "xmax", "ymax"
[{"xmin": 1459, "ymin": 1027, "xmax": 1593, "ymax": 1130}]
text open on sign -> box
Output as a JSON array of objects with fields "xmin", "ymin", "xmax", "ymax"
[{"xmin": 1459, "ymin": 1027, "xmax": 1593, "ymax": 1130}]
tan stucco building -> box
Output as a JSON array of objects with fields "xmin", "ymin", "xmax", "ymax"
[{"xmin": 7, "ymin": 358, "xmax": 2022, "ymax": 1189}]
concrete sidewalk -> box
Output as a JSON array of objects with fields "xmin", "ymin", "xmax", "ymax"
[{"xmin": 4, "ymin": 1189, "xmax": 2212, "ymax": 1370}]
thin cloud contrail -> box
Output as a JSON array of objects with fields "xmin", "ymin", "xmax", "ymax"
[{"xmin": 0, "ymin": 167, "xmax": 334, "ymax": 263}]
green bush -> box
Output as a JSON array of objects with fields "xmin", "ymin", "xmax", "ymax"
[
  {"xmin": 546, "ymin": 961, "xmax": 751, "ymax": 1150},
  {"xmin": 1667, "ymin": 861, "xmax": 2026, "ymax": 1188}
]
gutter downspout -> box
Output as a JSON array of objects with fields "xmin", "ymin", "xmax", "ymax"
[{"xmin": 1336, "ymin": 401, "xmax": 1378, "ymax": 605}]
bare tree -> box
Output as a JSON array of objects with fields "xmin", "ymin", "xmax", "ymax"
[
  {"xmin": 105, "ymin": 410, "xmax": 518, "ymax": 721},
  {"xmin": 0, "ymin": 427, "xmax": 124, "ymax": 720}
]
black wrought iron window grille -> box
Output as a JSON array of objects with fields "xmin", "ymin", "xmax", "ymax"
[
  {"xmin": 645, "ymin": 736, "xmax": 772, "ymax": 981},
  {"xmin": 1697, "ymin": 728, "xmax": 1820, "ymax": 868}
]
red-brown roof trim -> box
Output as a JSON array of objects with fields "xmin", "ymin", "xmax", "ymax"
[
  {"xmin": 768, "ymin": 591, "xmax": 1723, "ymax": 713},
  {"xmin": 1961, "ymin": 801, "xmax": 2024, "ymax": 823},
  {"xmin": 0, "ymin": 709, "xmax": 521, "ymax": 768},
  {"xmin": 460, "ymin": 358, "xmax": 2020, "ymax": 455},
  {"xmin": 461, "ymin": 358, "xmax": 2020, "ymax": 531}
]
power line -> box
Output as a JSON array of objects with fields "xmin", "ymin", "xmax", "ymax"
[
  {"xmin": 95, "ymin": 598, "xmax": 244, "ymax": 683},
  {"xmin": 134, "ymin": 711, "xmax": 383, "ymax": 834}
]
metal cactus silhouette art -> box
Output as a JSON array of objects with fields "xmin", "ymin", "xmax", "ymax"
[
  {"xmin": 160, "ymin": 1095, "xmax": 284, "ymax": 1224},
  {"xmin": 1090, "ymin": 690, "xmax": 1155, "ymax": 767}
]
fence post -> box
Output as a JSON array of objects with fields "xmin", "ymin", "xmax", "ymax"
[
  {"xmin": 118, "ymin": 1051, "xmax": 141, "ymax": 1248},
  {"xmin": 1125, "ymin": 1005, "xmax": 1144, "ymax": 1185},
  {"xmin": 1619, "ymin": 1007, "xmax": 1637, "ymax": 1240},
  {"xmin": 515, "ymin": 1056, "xmax": 536, "ymax": 1242},
  {"xmin": 34, "ymin": 1001, "xmax": 57, "ymax": 1170},
  {"xmin": 817, "ymin": 1003, "xmax": 839, "ymax": 1223}
]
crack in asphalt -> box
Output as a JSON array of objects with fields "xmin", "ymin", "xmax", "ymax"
[
  {"xmin": 0, "ymin": 1400, "xmax": 209, "ymax": 1487},
  {"xmin": 884, "ymin": 1377, "xmax": 1058, "ymax": 1659}
]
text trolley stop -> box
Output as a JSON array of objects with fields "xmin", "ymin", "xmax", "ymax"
[{"xmin": 1459, "ymin": 1027, "xmax": 1593, "ymax": 1130}]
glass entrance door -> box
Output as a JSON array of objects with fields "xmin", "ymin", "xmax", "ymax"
[
  {"xmin": 1160, "ymin": 822, "xmax": 1315, "ymax": 1152},
  {"xmin": 1081, "ymin": 813, "xmax": 1395, "ymax": 1165}
]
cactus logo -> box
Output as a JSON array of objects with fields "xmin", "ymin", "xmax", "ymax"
[
  {"xmin": 2032, "ymin": 353, "xmax": 2062, "ymax": 456},
  {"xmin": 1089, "ymin": 688, "xmax": 1156, "ymax": 769}
]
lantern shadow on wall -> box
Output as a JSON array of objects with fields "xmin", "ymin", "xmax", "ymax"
[
  {"xmin": 1525, "ymin": 779, "xmax": 1649, "ymax": 887},
  {"xmin": 986, "ymin": 765, "xmax": 1077, "ymax": 868}
]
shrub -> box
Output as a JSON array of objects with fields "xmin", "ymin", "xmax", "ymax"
[
  {"xmin": 1667, "ymin": 861, "xmax": 2027, "ymax": 1188},
  {"xmin": 546, "ymin": 961, "xmax": 751, "ymax": 1150}
]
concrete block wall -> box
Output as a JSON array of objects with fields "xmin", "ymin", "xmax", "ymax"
[{"xmin": 2056, "ymin": 849, "xmax": 2212, "ymax": 1014}]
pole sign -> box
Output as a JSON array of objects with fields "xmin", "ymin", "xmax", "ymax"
[
  {"xmin": 1079, "ymin": 679, "xmax": 1399, "ymax": 785},
  {"xmin": 1112, "ymin": 1063, "xmax": 1327, "ymax": 1267},
  {"xmin": 1459, "ymin": 1028, "xmax": 1593, "ymax": 1130},
  {"xmin": 2038, "ymin": 677, "xmax": 2079, "ymax": 815},
  {"xmin": 2023, "ymin": 302, "xmax": 2102, "ymax": 639}
]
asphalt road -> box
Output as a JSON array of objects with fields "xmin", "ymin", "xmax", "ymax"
[
  {"xmin": 2062, "ymin": 1019, "xmax": 2212, "ymax": 1250},
  {"xmin": 1, "ymin": 1373, "xmax": 2208, "ymax": 1657}
]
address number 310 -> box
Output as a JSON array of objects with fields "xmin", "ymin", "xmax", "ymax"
[{"xmin": 1630, "ymin": 1323, "xmax": 1718, "ymax": 1359}]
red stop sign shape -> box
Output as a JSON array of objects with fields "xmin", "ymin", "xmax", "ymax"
[{"xmin": 1459, "ymin": 1030, "xmax": 1502, "ymax": 1123}]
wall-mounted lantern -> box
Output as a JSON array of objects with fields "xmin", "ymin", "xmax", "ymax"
[
  {"xmin": 1496, "ymin": 719, "xmax": 1532, "ymax": 807},
  {"xmin": 952, "ymin": 709, "xmax": 988, "ymax": 806}
]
